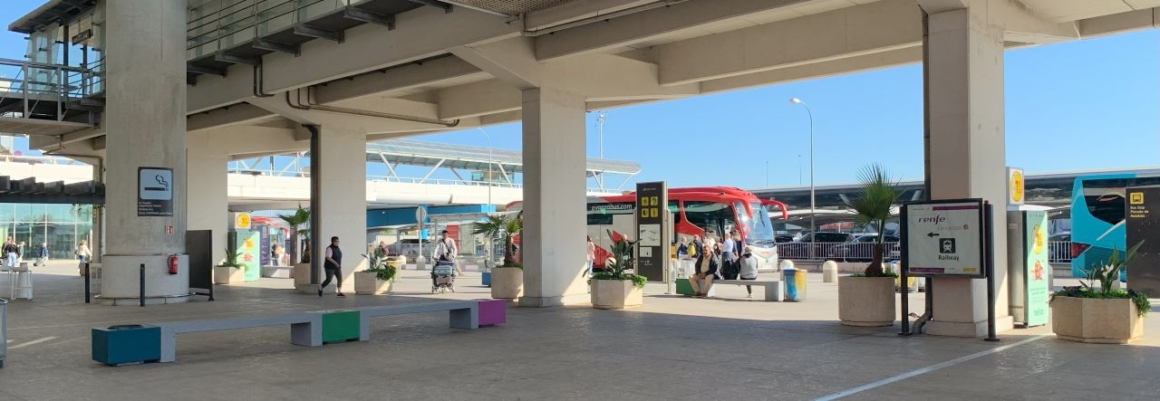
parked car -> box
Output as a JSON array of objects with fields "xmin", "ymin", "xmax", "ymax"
[
  {"xmin": 828, "ymin": 234, "xmax": 900, "ymax": 262},
  {"xmin": 1049, "ymin": 232, "xmax": 1071, "ymax": 242}
]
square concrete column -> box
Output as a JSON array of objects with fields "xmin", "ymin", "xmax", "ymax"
[
  {"xmin": 923, "ymin": 3, "xmax": 1013, "ymax": 336},
  {"xmin": 518, "ymin": 87, "xmax": 590, "ymax": 307},
  {"xmin": 186, "ymin": 133, "xmax": 229, "ymax": 267},
  {"xmin": 311, "ymin": 126, "xmax": 368, "ymax": 294},
  {"xmin": 100, "ymin": 0, "xmax": 190, "ymax": 303}
]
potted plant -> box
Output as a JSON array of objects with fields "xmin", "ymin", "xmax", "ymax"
[
  {"xmin": 839, "ymin": 164, "xmax": 901, "ymax": 327},
  {"xmin": 475, "ymin": 214, "xmax": 524, "ymax": 300},
  {"xmin": 1052, "ymin": 242, "xmax": 1150, "ymax": 344},
  {"xmin": 213, "ymin": 247, "xmax": 245, "ymax": 284},
  {"xmin": 590, "ymin": 230, "xmax": 647, "ymax": 309},
  {"xmin": 279, "ymin": 205, "xmax": 312, "ymax": 287},
  {"xmin": 355, "ymin": 247, "xmax": 397, "ymax": 295}
]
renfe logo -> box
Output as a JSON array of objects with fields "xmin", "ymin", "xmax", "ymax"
[{"xmin": 917, "ymin": 215, "xmax": 946, "ymax": 224}]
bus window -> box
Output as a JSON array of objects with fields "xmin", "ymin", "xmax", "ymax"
[
  {"xmin": 669, "ymin": 201, "xmax": 681, "ymax": 224},
  {"xmin": 684, "ymin": 201, "xmax": 734, "ymax": 238},
  {"xmin": 747, "ymin": 202, "xmax": 776, "ymax": 247}
]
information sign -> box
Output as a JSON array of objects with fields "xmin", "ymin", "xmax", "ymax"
[
  {"xmin": 903, "ymin": 199, "xmax": 986, "ymax": 277},
  {"xmin": 1126, "ymin": 186, "xmax": 1160, "ymax": 297},
  {"xmin": 635, "ymin": 182, "xmax": 668, "ymax": 281}
]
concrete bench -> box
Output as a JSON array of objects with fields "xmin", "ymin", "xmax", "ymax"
[
  {"xmin": 355, "ymin": 300, "xmax": 478, "ymax": 341},
  {"xmin": 713, "ymin": 279, "xmax": 784, "ymax": 302},
  {"xmin": 156, "ymin": 313, "xmax": 322, "ymax": 363}
]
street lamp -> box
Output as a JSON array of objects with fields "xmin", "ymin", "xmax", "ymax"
[
  {"xmin": 596, "ymin": 112, "xmax": 606, "ymax": 159},
  {"xmin": 789, "ymin": 97, "xmax": 815, "ymax": 260}
]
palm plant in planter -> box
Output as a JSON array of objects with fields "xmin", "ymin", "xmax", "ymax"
[
  {"xmin": 590, "ymin": 230, "xmax": 647, "ymax": 309},
  {"xmin": 213, "ymin": 245, "xmax": 245, "ymax": 284},
  {"xmin": 356, "ymin": 246, "xmax": 397, "ymax": 295},
  {"xmin": 474, "ymin": 214, "xmax": 524, "ymax": 300},
  {"xmin": 1052, "ymin": 241, "xmax": 1150, "ymax": 344},
  {"xmin": 838, "ymin": 164, "xmax": 901, "ymax": 326},
  {"xmin": 279, "ymin": 205, "xmax": 313, "ymax": 287}
]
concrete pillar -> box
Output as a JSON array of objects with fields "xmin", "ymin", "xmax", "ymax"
[
  {"xmin": 186, "ymin": 132, "xmax": 228, "ymax": 267},
  {"xmin": 100, "ymin": 0, "xmax": 189, "ymax": 304},
  {"xmin": 518, "ymin": 87, "xmax": 589, "ymax": 307},
  {"xmin": 311, "ymin": 126, "xmax": 368, "ymax": 294},
  {"xmin": 923, "ymin": 2, "xmax": 1013, "ymax": 336}
]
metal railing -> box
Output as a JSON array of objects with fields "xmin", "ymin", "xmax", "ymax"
[
  {"xmin": 0, "ymin": 58, "xmax": 101, "ymax": 121},
  {"xmin": 226, "ymin": 168, "xmax": 617, "ymax": 193},
  {"xmin": 187, "ymin": 0, "xmax": 366, "ymax": 59},
  {"xmin": 778, "ymin": 240, "xmax": 1075, "ymax": 263}
]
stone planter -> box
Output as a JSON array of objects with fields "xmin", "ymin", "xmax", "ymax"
[
  {"xmin": 261, "ymin": 265, "xmax": 291, "ymax": 279},
  {"xmin": 293, "ymin": 263, "xmax": 312, "ymax": 287},
  {"xmin": 838, "ymin": 276, "xmax": 896, "ymax": 327},
  {"xmin": 491, "ymin": 267, "xmax": 523, "ymax": 300},
  {"xmin": 590, "ymin": 279, "xmax": 643, "ymax": 309},
  {"xmin": 213, "ymin": 265, "xmax": 244, "ymax": 285},
  {"xmin": 386, "ymin": 257, "xmax": 406, "ymax": 270},
  {"xmin": 354, "ymin": 271, "xmax": 393, "ymax": 295},
  {"xmin": 1052, "ymin": 296, "xmax": 1143, "ymax": 344}
]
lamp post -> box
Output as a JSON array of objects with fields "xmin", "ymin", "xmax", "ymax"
[
  {"xmin": 596, "ymin": 112, "xmax": 606, "ymax": 159},
  {"xmin": 475, "ymin": 128, "xmax": 494, "ymax": 207},
  {"xmin": 789, "ymin": 97, "xmax": 815, "ymax": 260}
]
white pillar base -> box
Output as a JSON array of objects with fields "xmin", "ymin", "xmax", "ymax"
[
  {"xmin": 100, "ymin": 255, "xmax": 190, "ymax": 305},
  {"xmin": 518, "ymin": 294, "xmax": 590, "ymax": 308},
  {"xmin": 926, "ymin": 316, "xmax": 1015, "ymax": 338}
]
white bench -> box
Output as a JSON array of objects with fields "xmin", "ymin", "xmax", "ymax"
[
  {"xmin": 355, "ymin": 300, "xmax": 478, "ymax": 341},
  {"xmin": 714, "ymin": 279, "xmax": 783, "ymax": 301},
  {"xmin": 156, "ymin": 313, "xmax": 322, "ymax": 363}
]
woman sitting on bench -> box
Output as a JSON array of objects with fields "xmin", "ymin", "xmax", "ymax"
[{"xmin": 688, "ymin": 244, "xmax": 721, "ymax": 298}]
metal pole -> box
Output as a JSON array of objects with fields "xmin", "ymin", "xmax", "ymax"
[
  {"xmin": 477, "ymin": 128, "xmax": 493, "ymax": 206},
  {"xmin": 84, "ymin": 262, "xmax": 90, "ymax": 304},
  {"xmin": 984, "ymin": 202, "xmax": 999, "ymax": 342},
  {"xmin": 597, "ymin": 112, "xmax": 606, "ymax": 159}
]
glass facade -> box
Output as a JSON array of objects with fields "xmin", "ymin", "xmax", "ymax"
[{"xmin": 0, "ymin": 204, "xmax": 94, "ymax": 260}]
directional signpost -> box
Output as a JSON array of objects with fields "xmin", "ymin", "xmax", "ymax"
[{"xmin": 900, "ymin": 198, "xmax": 997, "ymax": 340}]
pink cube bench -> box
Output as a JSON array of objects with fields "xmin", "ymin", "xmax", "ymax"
[{"xmin": 478, "ymin": 299, "xmax": 506, "ymax": 326}]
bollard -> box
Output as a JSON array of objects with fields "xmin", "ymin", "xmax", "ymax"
[
  {"xmin": 822, "ymin": 260, "xmax": 839, "ymax": 283},
  {"xmin": 139, "ymin": 263, "xmax": 145, "ymax": 307},
  {"xmin": 778, "ymin": 259, "xmax": 794, "ymax": 272},
  {"xmin": 84, "ymin": 262, "xmax": 91, "ymax": 304},
  {"xmin": 0, "ymin": 298, "xmax": 7, "ymax": 369}
]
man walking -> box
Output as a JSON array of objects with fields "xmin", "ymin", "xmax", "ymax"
[
  {"xmin": 319, "ymin": 236, "xmax": 346, "ymax": 297},
  {"xmin": 434, "ymin": 230, "xmax": 460, "ymax": 276},
  {"xmin": 3, "ymin": 238, "xmax": 17, "ymax": 268}
]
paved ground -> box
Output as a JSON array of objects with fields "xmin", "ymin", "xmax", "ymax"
[{"xmin": 0, "ymin": 260, "xmax": 1156, "ymax": 400}]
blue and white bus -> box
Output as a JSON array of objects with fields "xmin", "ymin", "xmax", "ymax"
[{"xmin": 1070, "ymin": 174, "xmax": 1160, "ymax": 279}]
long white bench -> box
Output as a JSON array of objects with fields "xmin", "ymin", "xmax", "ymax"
[
  {"xmin": 714, "ymin": 279, "xmax": 784, "ymax": 301},
  {"xmin": 355, "ymin": 300, "xmax": 478, "ymax": 341},
  {"xmin": 157, "ymin": 313, "xmax": 322, "ymax": 363}
]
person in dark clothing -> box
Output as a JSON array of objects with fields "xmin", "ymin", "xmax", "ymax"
[
  {"xmin": 688, "ymin": 243, "xmax": 721, "ymax": 298},
  {"xmin": 319, "ymin": 236, "xmax": 346, "ymax": 297}
]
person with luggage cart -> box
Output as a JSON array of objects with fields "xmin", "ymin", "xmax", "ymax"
[{"xmin": 431, "ymin": 230, "xmax": 458, "ymax": 292}]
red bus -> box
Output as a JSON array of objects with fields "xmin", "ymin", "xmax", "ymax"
[{"xmin": 508, "ymin": 187, "xmax": 787, "ymax": 271}]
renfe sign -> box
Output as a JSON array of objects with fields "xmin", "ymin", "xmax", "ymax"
[{"xmin": 903, "ymin": 199, "xmax": 986, "ymax": 278}]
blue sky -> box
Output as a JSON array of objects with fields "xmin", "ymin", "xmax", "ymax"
[{"xmin": 2, "ymin": 1, "xmax": 1157, "ymax": 190}]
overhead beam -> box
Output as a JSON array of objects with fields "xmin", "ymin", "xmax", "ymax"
[
  {"xmin": 343, "ymin": 7, "xmax": 396, "ymax": 29},
  {"xmin": 187, "ymin": 63, "xmax": 226, "ymax": 76},
  {"xmin": 700, "ymin": 46, "xmax": 922, "ymax": 94},
  {"xmin": 189, "ymin": 125, "xmax": 308, "ymax": 156},
  {"xmin": 409, "ymin": 0, "xmax": 453, "ymax": 13},
  {"xmin": 214, "ymin": 53, "xmax": 261, "ymax": 66},
  {"xmin": 27, "ymin": 126, "xmax": 105, "ymax": 149},
  {"xmin": 534, "ymin": 0, "xmax": 808, "ymax": 61},
  {"xmin": 449, "ymin": 37, "xmax": 542, "ymax": 89},
  {"xmin": 652, "ymin": 0, "xmax": 922, "ymax": 86},
  {"xmin": 189, "ymin": 6, "xmax": 520, "ymax": 114},
  {"xmin": 312, "ymin": 55, "xmax": 485, "ymax": 104},
  {"xmin": 253, "ymin": 38, "xmax": 301, "ymax": 55},
  {"xmin": 1078, "ymin": 7, "xmax": 1160, "ymax": 38},
  {"xmin": 524, "ymin": 0, "xmax": 656, "ymax": 31},
  {"xmin": 990, "ymin": 0, "xmax": 1079, "ymax": 44},
  {"xmin": 187, "ymin": 103, "xmax": 278, "ymax": 133},
  {"xmin": 294, "ymin": 24, "xmax": 344, "ymax": 43}
]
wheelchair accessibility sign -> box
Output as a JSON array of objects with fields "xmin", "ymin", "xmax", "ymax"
[{"xmin": 139, "ymin": 167, "xmax": 174, "ymax": 216}]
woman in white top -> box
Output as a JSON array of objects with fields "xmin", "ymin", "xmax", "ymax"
[{"xmin": 586, "ymin": 236, "xmax": 596, "ymax": 277}]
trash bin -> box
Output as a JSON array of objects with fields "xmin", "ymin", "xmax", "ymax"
[
  {"xmin": 1, "ymin": 298, "xmax": 8, "ymax": 369},
  {"xmin": 782, "ymin": 267, "xmax": 807, "ymax": 302}
]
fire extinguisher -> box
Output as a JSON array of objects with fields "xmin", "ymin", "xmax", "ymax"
[{"xmin": 168, "ymin": 254, "xmax": 179, "ymax": 275}]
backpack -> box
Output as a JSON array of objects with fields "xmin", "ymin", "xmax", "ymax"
[{"xmin": 721, "ymin": 258, "xmax": 741, "ymax": 280}]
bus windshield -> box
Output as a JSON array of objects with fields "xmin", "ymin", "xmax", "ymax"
[{"xmin": 747, "ymin": 202, "xmax": 776, "ymax": 247}]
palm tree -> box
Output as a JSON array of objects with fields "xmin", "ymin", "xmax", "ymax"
[
  {"xmin": 844, "ymin": 164, "xmax": 901, "ymax": 277},
  {"xmin": 277, "ymin": 205, "xmax": 311, "ymax": 264},
  {"xmin": 472, "ymin": 214, "xmax": 521, "ymax": 267}
]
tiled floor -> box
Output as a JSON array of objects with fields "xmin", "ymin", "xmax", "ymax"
[{"xmin": 0, "ymin": 261, "xmax": 1156, "ymax": 400}]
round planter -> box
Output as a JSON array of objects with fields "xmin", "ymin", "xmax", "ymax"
[
  {"xmin": 354, "ymin": 271, "xmax": 393, "ymax": 295},
  {"xmin": 491, "ymin": 267, "xmax": 524, "ymax": 300},
  {"xmin": 590, "ymin": 279, "xmax": 643, "ymax": 309},
  {"xmin": 1052, "ymin": 296, "xmax": 1143, "ymax": 344},
  {"xmin": 838, "ymin": 276, "xmax": 896, "ymax": 327}
]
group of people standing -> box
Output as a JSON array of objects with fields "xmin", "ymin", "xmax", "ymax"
[
  {"xmin": 678, "ymin": 231, "xmax": 758, "ymax": 298},
  {"xmin": 2, "ymin": 238, "xmax": 91, "ymax": 269}
]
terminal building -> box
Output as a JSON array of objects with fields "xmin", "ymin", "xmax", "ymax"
[{"xmin": 0, "ymin": 0, "xmax": 1157, "ymax": 341}]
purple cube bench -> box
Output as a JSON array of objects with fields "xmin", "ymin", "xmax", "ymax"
[{"xmin": 478, "ymin": 299, "xmax": 506, "ymax": 326}]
